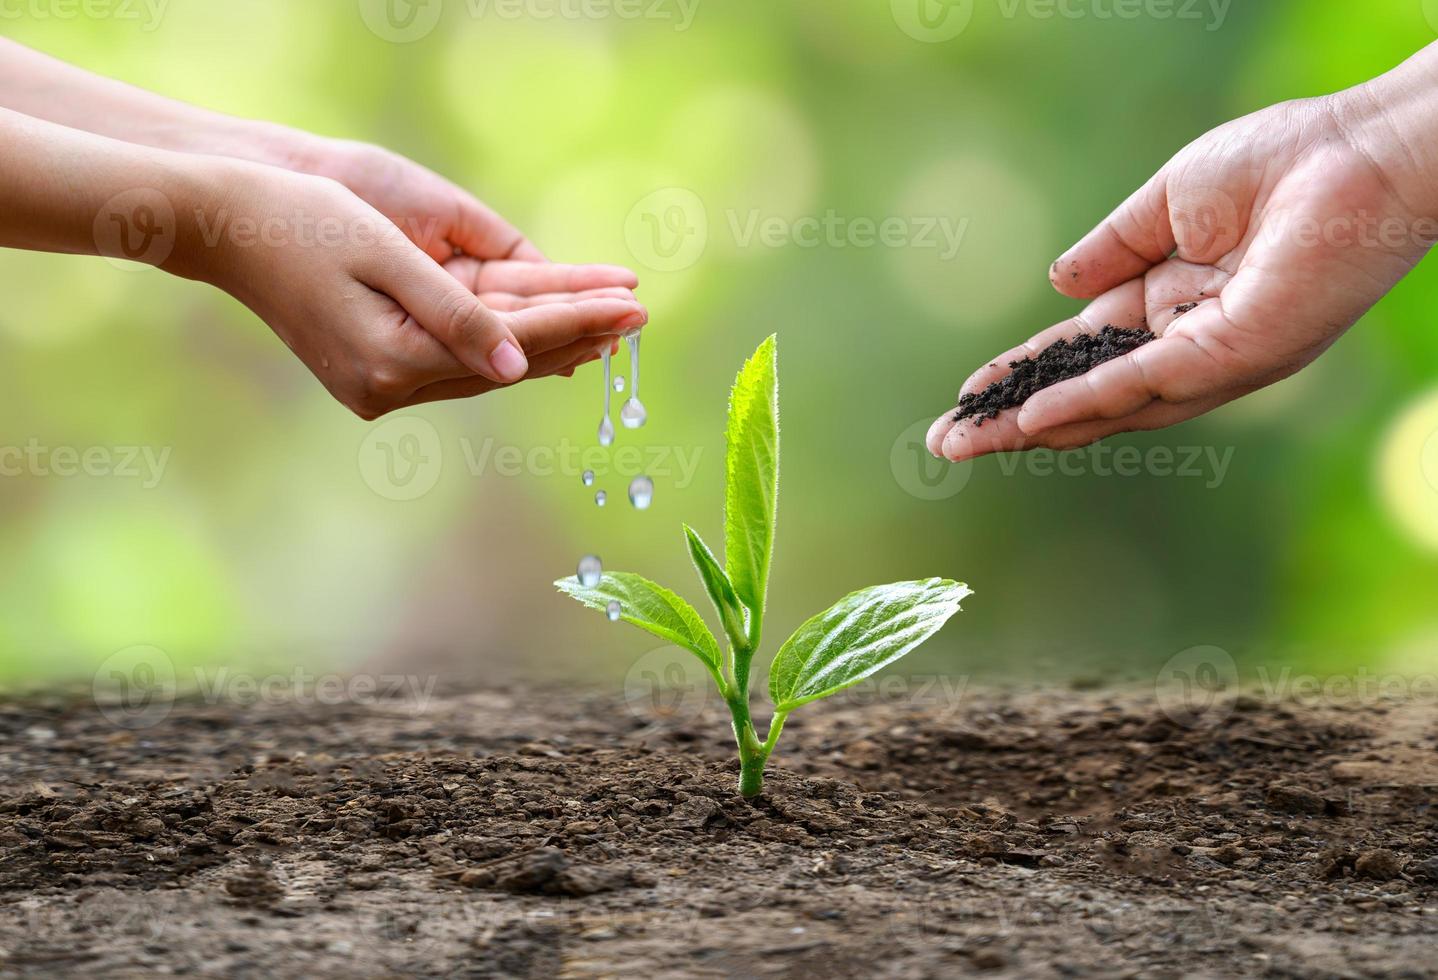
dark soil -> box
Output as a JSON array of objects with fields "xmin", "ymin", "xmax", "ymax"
[
  {"xmin": 956, "ymin": 326, "xmax": 1155, "ymax": 426},
  {"xmin": 2, "ymin": 684, "xmax": 1437, "ymax": 978}
]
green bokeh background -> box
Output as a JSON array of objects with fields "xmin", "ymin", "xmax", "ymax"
[{"xmin": 1, "ymin": 0, "xmax": 1436, "ymax": 690}]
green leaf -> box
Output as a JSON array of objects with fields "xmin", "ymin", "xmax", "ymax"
[
  {"xmin": 768, "ymin": 579, "xmax": 972, "ymax": 712},
  {"xmin": 684, "ymin": 524, "xmax": 747, "ymax": 650},
  {"xmin": 723, "ymin": 334, "xmax": 779, "ymax": 642},
  {"xmin": 555, "ymin": 573, "xmax": 721, "ymax": 673}
]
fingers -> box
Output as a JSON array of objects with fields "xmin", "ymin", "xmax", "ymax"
[
  {"xmin": 1051, "ymin": 170, "xmax": 1174, "ymax": 299},
  {"xmin": 505, "ymin": 298, "xmax": 647, "ymax": 351},
  {"xmin": 932, "ymin": 279, "xmax": 1150, "ymax": 457},
  {"xmin": 449, "ymin": 190, "xmax": 548, "ymax": 262},
  {"xmin": 401, "ymin": 338, "xmax": 605, "ymax": 408},
  {"xmin": 957, "ymin": 279, "xmax": 1149, "ymax": 401},
  {"xmin": 478, "ymin": 286, "xmax": 637, "ymax": 312},
  {"xmin": 470, "ymin": 260, "xmax": 639, "ymax": 296},
  {"xmin": 1015, "ymin": 300, "xmax": 1253, "ymax": 435},
  {"xmin": 383, "ymin": 264, "xmax": 531, "ymax": 384}
]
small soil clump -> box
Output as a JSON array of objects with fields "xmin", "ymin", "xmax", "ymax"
[{"xmin": 956, "ymin": 325, "xmax": 1154, "ymax": 426}]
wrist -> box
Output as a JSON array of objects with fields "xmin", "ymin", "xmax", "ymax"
[{"xmin": 1334, "ymin": 45, "xmax": 1438, "ymax": 219}]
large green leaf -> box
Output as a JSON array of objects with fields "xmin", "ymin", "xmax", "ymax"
[
  {"xmin": 723, "ymin": 335, "xmax": 779, "ymax": 639},
  {"xmin": 768, "ymin": 579, "xmax": 972, "ymax": 712},
  {"xmin": 684, "ymin": 524, "xmax": 747, "ymax": 651},
  {"xmin": 555, "ymin": 572, "xmax": 721, "ymax": 672}
]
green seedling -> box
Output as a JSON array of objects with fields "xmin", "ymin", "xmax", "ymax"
[{"xmin": 557, "ymin": 335, "xmax": 972, "ymax": 797}]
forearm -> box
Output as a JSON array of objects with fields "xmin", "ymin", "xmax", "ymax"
[
  {"xmin": 0, "ymin": 105, "xmax": 235, "ymax": 283},
  {"xmin": 0, "ymin": 37, "xmax": 305, "ymax": 169},
  {"xmin": 1336, "ymin": 41, "xmax": 1438, "ymax": 219}
]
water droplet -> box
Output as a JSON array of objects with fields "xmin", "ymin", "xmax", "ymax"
[
  {"xmin": 620, "ymin": 330, "xmax": 647, "ymax": 429},
  {"xmin": 613, "ymin": 376, "xmax": 626, "ymax": 394},
  {"xmin": 628, "ymin": 476, "xmax": 654, "ymax": 510},
  {"xmin": 620, "ymin": 398, "xmax": 647, "ymax": 429},
  {"xmin": 597, "ymin": 347, "xmax": 615, "ymax": 446},
  {"xmin": 582, "ymin": 470, "xmax": 595, "ymax": 487},
  {"xmin": 606, "ymin": 600, "xmax": 622, "ymax": 622},
  {"xmin": 595, "ymin": 490, "xmax": 607, "ymax": 507},
  {"xmin": 577, "ymin": 555, "xmax": 601, "ymax": 588}
]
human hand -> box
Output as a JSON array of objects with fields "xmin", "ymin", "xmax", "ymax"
[
  {"xmin": 928, "ymin": 83, "xmax": 1438, "ymax": 462},
  {"xmin": 197, "ymin": 163, "xmax": 646, "ymax": 419},
  {"xmin": 287, "ymin": 136, "xmax": 550, "ymax": 265}
]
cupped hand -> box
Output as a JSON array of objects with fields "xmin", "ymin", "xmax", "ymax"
[
  {"xmin": 929, "ymin": 92, "xmax": 1437, "ymax": 462},
  {"xmin": 202, "ymin": 164, "xmax": 646, "ymax": 419},
  {"xmin": 291, "ymin": 137, "xmax": 551, "ymax": 265}
]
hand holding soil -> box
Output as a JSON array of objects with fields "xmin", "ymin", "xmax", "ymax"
[{"xmin": 930, "ymin": 44, "xmax": 1438, "ymax": 462}]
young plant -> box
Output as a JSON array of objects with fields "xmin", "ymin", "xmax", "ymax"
[{"xmin": 556, "ymin": 335, "xmax": 971, "ymax": 797}]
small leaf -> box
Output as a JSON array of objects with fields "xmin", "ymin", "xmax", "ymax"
[
  {"xmin": 555, "ymin": 573, "xmax": 721, "ymax": 673},
  {"xmin": 723, "ymin": 335, "xmax": 779, "ymax": 641},
  {"xmin": 684, "ymin": 524, "xmax": 747, "ymax": 650},
  {"xmin": 768, "ymin": 579, "xmax": 972, "ymax": 712}
]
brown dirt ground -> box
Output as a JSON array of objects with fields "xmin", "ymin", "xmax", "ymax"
[{"xmin": 1, "ymin": 683, "xmax": 1437, "ymax": 978}]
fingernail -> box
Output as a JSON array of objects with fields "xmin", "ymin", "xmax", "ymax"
[
  {"xmin": 618, "ymin": 309, "xmax": 648, "ymax": 331},
  {"xmin": 490, "ymin": 340, "xmax": 529, "ymax": 382}
]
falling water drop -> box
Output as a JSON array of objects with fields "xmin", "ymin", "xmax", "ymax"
[
  {"xmin": 628, "ymin": 476, "xmax": 654, "ymax": 510},
  {"xmin": 620, "ymin": 330, "xmax": 647, "ymax": 429},
  {"xmin": 606, "ymin": 600, "xmax": 622, "ymax": 622},
  {"xmin": 613, "ymin": 376, "xmax": 626, "ymax": 394},
  {"xmin": 595, "ymin": 490, "xmax": 607, "ymax": 507},
  {"xmin": 577, "ymin": 555, "xmax": 602, "ymax": 588},
  {"xmin": 597, "ymin": 347, "xmax": 616, "ymax": 446},
  {"xmin": 582, "ymin": 470, "xmax": 595, "ymax": 486}
]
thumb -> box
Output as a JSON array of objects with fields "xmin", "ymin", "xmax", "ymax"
[
  {"xmin": 380, "ymin": 248, "xmax": 530, "ymax": 384},
  {"xmin": 1051, "ymin": 169, "xmax": 1174, "ymax": 300}
]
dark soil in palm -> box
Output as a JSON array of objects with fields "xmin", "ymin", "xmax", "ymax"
[
  {"xmin": 956, "ymin": 326, "xmax": 1155, "ymax": 426},
  {"xmin": 2, "ymin": 684, "xmax": 1437, "ymax": 978}
]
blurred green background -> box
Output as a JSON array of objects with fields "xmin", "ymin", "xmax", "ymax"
[{"xmin": 1, "ymin": 0, "xmax": 1436, "ymax": 692}]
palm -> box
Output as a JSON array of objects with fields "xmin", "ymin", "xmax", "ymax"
[{"xmin": 931, "ymin": 99, "xmax": 1433, "ymax": 461}]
